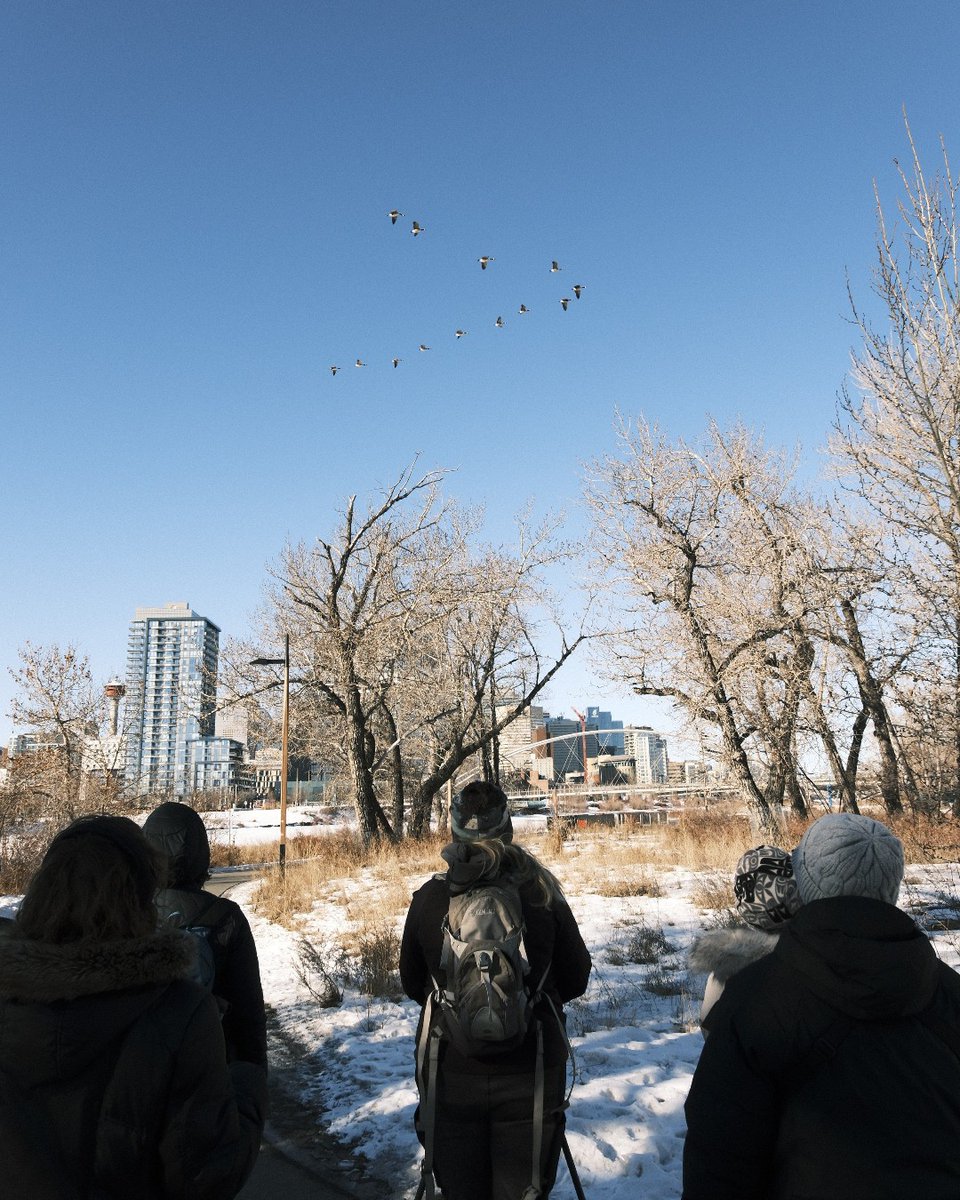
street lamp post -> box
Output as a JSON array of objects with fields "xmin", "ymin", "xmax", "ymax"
[{"xmin": 250, "ymin": 634, "xmax": 290, "ymax": 875}]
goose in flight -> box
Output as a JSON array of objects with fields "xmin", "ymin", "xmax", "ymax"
[
  {"xmin": 478, "ymin": 256, "xmax": 495, "ymax": 270},
  {"xmin": 392, "ymin": 357, "xmax": 402, "ymax": 368},
  {"xmin": 411, "ymin": 220, "xmax": 425, "ymax": 236},
  {"xmin": 560, "ymin": 298, "xmax": 571, "ymax": 311},
  {"xmin": 388, "ymin": 209, "xmax": 403, "ymax": 225},
  {"xmin": 572, "ymin": 284, "xmax": 584, "ymax": 299},
  {"xmin": 455, "ymin": 329, "xmax": 467, "ymax": 338},
  {"xmin": 419, "ymin": 344, "xmax": 430, "ymax": 352},
  {"xmin": 550, "ymin": 260, "xmax": 561, "ymax": 272},
  {"xmin": 495, "ymin": 315, "xmax": 505, "ymax": 328},
  {"xmin": 518, "ymin": 304, "xmax": 530, "ymax": 314},
  {"xmin": 329, "ymin": 365, "xmax": 340, "ymax": 375},
  {"xmin": 355, "ymin": 358, "xmax": 365, "ymax": 368}
]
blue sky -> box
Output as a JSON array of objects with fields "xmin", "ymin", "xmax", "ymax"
[{"xmin": 3, "ymin": 1, "xmax": 960, "ymax": 745}]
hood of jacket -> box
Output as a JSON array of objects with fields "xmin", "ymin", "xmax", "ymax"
[
  {"xmin": 689, "ymin": 926, "xmax": 780, "ymax": 984},
  {"xmin": 0, "ymin": 929, "xmax": 196, "ymax": 1088},
  {"xmin": 775, "ymin": 895, "xmax": 939, "ymax": 1020},
  {"xmin": 142, "ymin": 802, "xmax": 210, "ymax": 887}
]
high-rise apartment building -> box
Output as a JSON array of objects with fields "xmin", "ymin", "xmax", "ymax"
[
  {"xmin": 124, "ymin": 602, "xmax": 220, "ymax": 796},
  {"xmin": 623, "ymin": 726, "xmax": 668, "ymax": 784}
]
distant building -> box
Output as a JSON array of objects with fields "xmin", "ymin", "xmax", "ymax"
[
  {"xmin": 623, "ymin": 726, "xmax": 668, "ymax": 784},
  {"xmin": 186, "ymin": 736, "xmax": 251, "ymax": 795},
  {"xmin": 586, "ymin": 706, "xmax": 625, "ymax": 755},
  {"xmin": 124, "ymin": 602, "xmax": 220, "ymax": 796},
  {"xmin": 215, "ymin": 706, "xmax": 249, "ymax": 746},
  {"xmin": 494, "ymin": 702, "xmax": 553, "ymax": 785}
]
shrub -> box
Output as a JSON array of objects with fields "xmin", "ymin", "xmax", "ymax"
[
  {"xmin": 295, "ymin": 936, "xmax": 347, "ymax": 1007},
  {"xmin": 607, "ymin": 921, "xmax": 674, "ymax": 966}
]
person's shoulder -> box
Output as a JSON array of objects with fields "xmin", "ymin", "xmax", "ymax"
[{"xmin": 689, "ymin": 926, "xmax": 779, "ymax": 984}]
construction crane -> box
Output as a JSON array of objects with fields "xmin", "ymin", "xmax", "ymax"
[{"xmin": 571, "ymin": 708, "xmax": 592, "ymax": 789}]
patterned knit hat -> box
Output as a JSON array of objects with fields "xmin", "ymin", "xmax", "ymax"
[
  {"xmin": 733, "ymin": 845, "xmax": 802, "ymax": 930},
  {"xmin": 450, "ymin": 781, "xmax": 513, "ymax": 843}
]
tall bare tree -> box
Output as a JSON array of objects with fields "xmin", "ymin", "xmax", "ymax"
[
  {"xmin": 832, "ymin": 122, "xmax": 960, "ymax": 812},
  {"xmin": 585, "ymin": 417, "xmax": 825, "ymax": 826},
  {"xmin": 226, "ymin": 464, "xmax": 586, "ymax": 843}
]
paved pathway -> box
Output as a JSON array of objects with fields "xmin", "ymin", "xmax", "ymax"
[{"xmin": 207, "ymin": 869, "xmax": 387, "ymax": 1200}]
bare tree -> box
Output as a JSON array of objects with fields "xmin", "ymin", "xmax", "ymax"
[
  {"xmin": 5, "ymin": 641, "xmax": 121, "ymax": 821},
  {"xmin": 832, "ymin": 121, "xmax": 960, "ymax": 812},
  {"xmin": 226, "ymin": 464, "xmax": 587, "ymax": 843},
  {"xmin": 585, "ymin": 417, "xmax": 825, "ymax": 827}
]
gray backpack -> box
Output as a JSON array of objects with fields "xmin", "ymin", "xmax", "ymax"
[{"xmin": 436, "ymin": 882, "xmax": 533, "ymax": 1056}]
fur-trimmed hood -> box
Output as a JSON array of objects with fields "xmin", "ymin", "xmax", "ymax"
[
  {"xmin": 688, "ymin": 926, "xmax": 780, "ymax": 984},
  {"xmin": 0, "ymin": 928, "xmax": 195, "ymax": 1003},
  {"xmin": 0, "ymin": 930, "xmax": 200, "ymax": 1090}
]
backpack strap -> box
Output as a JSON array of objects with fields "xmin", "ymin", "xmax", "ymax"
[
  {"xmin": 520, "ymin": 1018, "xmax": 546, "ymax": 1200},
  {"xmin": 414, "ymin": 986, "xmax": 443, "ymax": 1200}
]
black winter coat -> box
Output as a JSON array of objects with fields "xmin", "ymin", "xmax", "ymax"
[
  {"xmin": 682, "ymin": 896, "xmax": 960, "ymax": 1200},
  {"xmin": 0, "ymin": 926, "xmax": 267, "ymax": 1200},
  {"xmin": 143, "ymin": 802, "xmax": 268, "ymax": 1069},
  {"xmin": 399, "ymin": 843, "xmax": 592, "ymax": 1074}
]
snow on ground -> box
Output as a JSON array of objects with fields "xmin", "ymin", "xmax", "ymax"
[
  {"xmin": 6, "ymin": 812, "xmax": 960, "ymax": 1199},
  {"xmin": 232, "ymin": 826, "xmax": 960, "ymax": 1200}
]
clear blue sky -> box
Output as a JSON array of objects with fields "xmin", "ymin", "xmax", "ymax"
[{"xmin": 3, "ymin": 1, "xmax": 960, "ymax": 745}]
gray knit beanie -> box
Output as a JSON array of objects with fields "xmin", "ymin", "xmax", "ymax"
[{"xmin": 792, "ymin": 813, "xmax": 904, "ymax": 905}]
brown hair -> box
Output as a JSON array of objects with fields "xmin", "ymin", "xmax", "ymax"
[
  {"xmin": 16, "ymin": 816, "xmax": 165, "ymax": 944},
  {"xmin": 467, "ymin": 839, "xmax": 566, "ymax": 908}
]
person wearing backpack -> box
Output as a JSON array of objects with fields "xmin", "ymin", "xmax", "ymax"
[
  {"xmin": 0, "ymin": 815, "xmax": 266, "ymax": 1199},
  {"xmin": 400, "ymin": 781, "xmax": 592, "ymax": 1200},
  {"xmin": 682, "ymin": 813, "xmax": 960, "ymax": 1200},
  {"xmin": 142, "ymin": 801, "xmax": 267, "ymax": 1070}
]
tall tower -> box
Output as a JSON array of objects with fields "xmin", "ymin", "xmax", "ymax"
[
  {"xmin": 103, "ymin": 679, "xmax": 125, "ymax": 737},
  {"xmin": 124, "ymin": 602, "xmax": 220, "ymax": 796}
]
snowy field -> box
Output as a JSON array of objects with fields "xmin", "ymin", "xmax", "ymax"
[
  {"xmin": 5, "ymin": 811, "xmax": 960, "ymax": 1199},
  {"xmin": 202, "ymin": 811, "xmax": 960, "ymax": 1199}
]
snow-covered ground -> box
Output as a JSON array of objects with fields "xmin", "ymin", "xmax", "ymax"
[
  {"xmin": 6, "ymin": 810, "xmax": 960, "ymax": 1199},
  {"xmin": 204, "ymin": 813, "xmax": 960, "ymax": 1198}
]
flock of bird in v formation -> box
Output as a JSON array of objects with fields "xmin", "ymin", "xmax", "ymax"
[{"xmin": 327, "ymin": 209, "xmax": 586, "ymax": 375}]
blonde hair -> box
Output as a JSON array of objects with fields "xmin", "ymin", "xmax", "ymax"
[{"xmin": 468, "ymin": 839, "xmax": 565, "ymax": 908}]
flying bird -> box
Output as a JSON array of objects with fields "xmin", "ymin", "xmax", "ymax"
[
  {"xmin": 550, "ymin": 260, "xmax": 561, "ymax": 272},
  {"xmin": 392, "ymin": 357, "xmax": 402, "ymax": 368},
  {"xmin": 560, "ymin": 298, "xmax": 571, "ymax": 311},
  {"xmin": 455, "ymin": 329, "xmax": 467, "ymax": 338},
  {"xmin": 495, "ymin": 315, "xmax": 505, "ymax": 328},
  {"xmin": 329, "ymin": 366, "xmax": 340, "ymax": 375},
  {"xmin": 419, "ymin": 344, "xmax": 430, "ymax": 351},
  {"xmin": 478, "ymin": 256, "xmax": 495, "ymax": 270},
  {"xmin": 411, "ymin": 220, "xmax": 424, "ymax": 236},
  {"xmin": 572, "ymin": 284, "xmax": 584, "ymax": 299},
  {"xmin": 518, "ymin": 304, "xmax": 530, "ymax": 314},
  {"xmin": 388, "ymin": 209, "xmax": 403, "ymax": 224},
  {"xmin": 355, "ymin": 358, "xmax": 365, "ymax": 368}
]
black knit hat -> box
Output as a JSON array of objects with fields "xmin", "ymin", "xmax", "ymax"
[{"xmin": 450, "ymin": 781, "xmax": 513, "ymax": 843}]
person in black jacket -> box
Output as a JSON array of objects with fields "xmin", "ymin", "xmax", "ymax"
[
  {"xmin": 0, "ymin": 814, "xmax": 266, "ymax": 1200},
  {"xmin": 400, "ymin": 781, "xmax": 591, "ymax": 1200},
  {"xmin": 142, "ymin": 801, "xmax": 268, "ymax": 1069},
  {"xmin": 682, "ymin": 812, "xmax": 960, "ymax": 1200}
]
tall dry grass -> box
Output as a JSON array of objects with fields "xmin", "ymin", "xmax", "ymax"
[{"xmin": 250, "ymin": 808, "xmax": 960, "ymax": 943}]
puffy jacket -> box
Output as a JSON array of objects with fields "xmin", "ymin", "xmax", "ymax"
[
  {"xmin": 0, "ymin": 926, "xmax": 267, "ymax": 1200},
  {"xmin": 682, "ymin": 896, "xmax": 960, "ymax": 1200},
  {"xmin": 143, "ymin": 803, "xmax": 267, "ymax": 1068},
  {"xmin": 399, "ymin": 842, "xmax": 592, "ymax": 1073}
]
